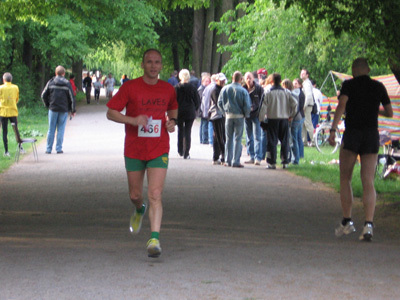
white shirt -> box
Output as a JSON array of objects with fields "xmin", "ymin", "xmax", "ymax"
[
  {"xmin": 313, "ymin": 87, "xmax": 323, "ymax": 112},
  {"xmin": 302, "ymin": 78, "xmax": 314, "ymax": 107}
]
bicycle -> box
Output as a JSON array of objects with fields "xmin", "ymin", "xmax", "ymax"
[{"xmin": 314, "ymin": 119, "xmax": 344, "ymax": 154}]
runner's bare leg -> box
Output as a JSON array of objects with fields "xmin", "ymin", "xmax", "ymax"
[
  {"xmin": 360, "ymin": 153, "xmax": 378, "ymax": 222},
  {"xmin": 146, "ymin": 168, "xmax": 167, "ymax": 232},
  {"xmin": 127, "ymin": 170, "xmax": 146, "ymax": 210},
  {"xmin": 339, "ymin": 147, "xmax": 358, "ymax": 218}
]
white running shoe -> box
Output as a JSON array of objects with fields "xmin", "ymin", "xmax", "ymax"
[
  {"xmin": 359, "ymin": 223, "xmax": 373, "ymax": 241},
  {"xmin": 335, "ymin": 221, "xmax": 356, "ymax": 237}
]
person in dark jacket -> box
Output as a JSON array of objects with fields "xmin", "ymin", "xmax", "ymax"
[
  {"xmin": 243, "ymin": 72, "xmax": 264, "ymax": 165},
  {"xmin": 175, "ymin": 69, "xmax": 200, "ymax": 159},
  {"xmin": 209, "ymin": 73, "xmax": 227, "ymax": 165},
  {"xmin": 41, "ymin": 65, "xmax": 76, "ymax": 154},
  {"xmin": 83, "ymin": 72, "xmax": 92, "ymax": 104}
]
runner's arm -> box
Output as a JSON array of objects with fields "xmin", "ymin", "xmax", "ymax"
[
  {"xmin": 166, "ymin": 109, "xmax": 178, "ymax": 132},
  {"xmin": 379, "ymin": 103, "xmax": 393, "ymax": 118},
  {"xmin": 106, "ymin": 108, "xmax": 148, "ymax": 127},
  {"xmin": 328, "ymin": 94, "xmax": 347, "ymax": 146}
]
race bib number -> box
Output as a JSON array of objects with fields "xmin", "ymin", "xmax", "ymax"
[{"xmin": 138, "ymin": 119, "xmax": 161, "ymax": 138}]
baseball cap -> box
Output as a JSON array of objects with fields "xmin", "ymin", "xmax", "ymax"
[
  {"xmin": 257, "ymin": 68, "xmax": 268, "ymax": 76},
  {"xmin": 217, "ymin": 73, "xmax": 227, "ymax": 81}
]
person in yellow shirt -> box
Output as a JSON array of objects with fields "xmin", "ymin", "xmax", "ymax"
[{"xmin": 0, "ymin": 72, "xmax": 22, "ymax": 157}]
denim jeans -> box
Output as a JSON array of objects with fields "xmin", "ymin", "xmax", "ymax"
[
  {"xmin": 225, "ymin": 118, "xmax": 244, "ymax": 166},
  {"xmin": 312, "ymin": 113, "xmax": 319, "ymax": 128},
  {"xmin": 245, "ymin": 116, "xmax": 262, "ymax": 161},
  {"xmin": 290, "ymin": 119, "xmax": 304, "ymax": 164},
  {"xmin": 47, "ymin": 110, "xmax": 68, "ymax": 153},
  {"xmin": 200, "ymin": 118, "xmax": 209, "ymax": 144},
  {"xmin": 294, "ymin": 118, "xmax": 305, "ymax": 159},
  {"xmin": 260, "ymin": 129, "xmax": 267, "ymax": 160},
  {"xmin": 208, "ymin": 121, "xmax": 213, "ymax": 145}
]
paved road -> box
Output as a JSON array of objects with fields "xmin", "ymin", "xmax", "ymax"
[{"xmin": 1, "ymin": 97, "xmax": 399, "ymax": 300}]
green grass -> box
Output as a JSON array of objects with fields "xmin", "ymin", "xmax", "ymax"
[{"xmin": 287, "ymin": 146, "xmax": 400, "ymax": 203}]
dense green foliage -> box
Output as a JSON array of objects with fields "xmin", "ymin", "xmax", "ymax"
[{"xmin": 212, "ymin": 0, "xmax": 391, "ymax": 94}]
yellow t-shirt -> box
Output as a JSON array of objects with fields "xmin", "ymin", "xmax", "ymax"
[{"xmin": 0, "ymin": 82, "xmax": 19, "ymax": 117}]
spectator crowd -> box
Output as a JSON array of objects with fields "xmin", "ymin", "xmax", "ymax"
[{"xmin": 168, "ymin": 68, "xmax": 323, "ymax": 169}]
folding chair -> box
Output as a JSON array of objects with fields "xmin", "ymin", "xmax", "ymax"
[{"xmin": 12, "ymin": 123, "xmax": 38, "ymax": 162}]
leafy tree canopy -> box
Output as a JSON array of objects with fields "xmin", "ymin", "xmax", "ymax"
[{"xmin": 274, "ymin": 0, "xmax": 400, "ymax": 81}]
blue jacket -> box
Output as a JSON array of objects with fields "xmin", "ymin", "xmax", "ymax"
[{"xmin": 217, "ymin": 82, "xmax": 251, "ymax": 118}]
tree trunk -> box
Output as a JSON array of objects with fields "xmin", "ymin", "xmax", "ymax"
[
  {"xmin": 23, "ymin": 39, "xmax": 33, "ymax": 73},
  {"xmin": 237, "ymin": 0, "xmax": 247, "ymax": 19},
  {"xmin": 192, "ymin": 8, "xmax": 205, "ymax": 76},
  {"xmin": 202, "ymin": 0, "xmax": 215, "ymax": 73},
  {"xmin": 72, "ymin": 59, "xmax": 83, "ymax": 92},
  {"xmin": 172, "ymin": 44, "xmax": 180, "ymax": 72},
  {"xmin": 220, "ymin": 0, "xmax": 234, "ymax": 69},
  {"xmin": 388, "ymin": 55, "xmax": 400, "ymax": 85},
  {"xmin": 211, "ymin": 2, "xmax": 223, "ymax": 74},
  {"xmin": 36, "ymin": 60, "xmax": 46, "ymax": 100}
]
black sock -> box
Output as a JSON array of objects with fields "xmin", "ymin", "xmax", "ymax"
[{"xmin": 342, "ymin": 218, "xmax": 352, "ymax": 226}]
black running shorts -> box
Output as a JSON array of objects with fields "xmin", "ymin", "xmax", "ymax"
[{"xmin": 342, "ymin": 128, "xmax": 379, "ymax": 155}]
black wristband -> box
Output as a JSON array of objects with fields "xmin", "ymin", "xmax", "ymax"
[
  {"xmin": 170, "ymin": 118, "xmax": 177, "ymax": 125},
  {"xmin": 330, "ymin": 128, "xmax": 336, "ymax": 133}
]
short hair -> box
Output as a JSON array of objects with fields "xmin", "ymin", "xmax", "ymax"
[
  {"xmin": 301, "ymin": 68, "xmax": 309, "ymax": 76},
  {"xmin": 244, "ymin": 72, "xmax": 254, "ymax": 80},
  {"xmin": 55, "ymin": 66, "xmax": 65, "ymax": 76},
  {"xmin": 352, "ymin": 57, "xmax": 369, "ymax": 70},
  {"xmin": 272, "ymin": 73, "xmax": 281, "ymax": 85},
  {"xmin": 69, "ymin": 74, "xmax": 75, "ymax": 80},
  {"xmin": 201, "ymin": 72, "xmax": 210, "ymax": 78},
  {"xmin": 3, "ymin": 72, "xmax": 12, "ymax": 82},
  {"xmin": 142, "ymin": 48, "xmax": 162, "ymax": 63},
  {"xmin": 179, "ymin": 69, "xmax": 190, "ymax": 82},
  {"xmin": 282, "ymin": 79, "xmax": 293, "ymax": 91},
  {"xmin": 233, "ymin": 71, "xmax": 242, "ymax": 83},
  {"xmin": 293, "ymin": 78, "xmax": 303, "ymax": 87},
  {"xmin": 190, "ymin": 70, "xmax": 196, "ymax": 76}
]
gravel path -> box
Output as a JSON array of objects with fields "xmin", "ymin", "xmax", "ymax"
[{"xmin": 1, "ymin": 97, "xmax": 399, "ymax": 300}]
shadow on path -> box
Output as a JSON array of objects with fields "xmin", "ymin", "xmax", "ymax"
[{"xmin": 1, "ymin": 96, "xmax": 399, "ymax": 299}]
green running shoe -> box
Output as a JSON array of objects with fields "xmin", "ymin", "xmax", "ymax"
[
  {"xmin": 129, "ymin": 204, "xmax": 146, "ymax": 234},
  {"xmin": 147, "ymin": 238, "xmax": 162, "ymax": 258}
]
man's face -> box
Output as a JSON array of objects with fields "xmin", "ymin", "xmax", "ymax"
[
  {"xmin": 141, "ymin": 51, "xmax": 162, "ymax": 80},
  {"xmin": 217, "ymin": 79, "xmax": 226, "ymax": 87},
  {"xmin": 300, "ymin": 70, "xmax": 308, "ymax": 80},
  {"xmin": 245, "ymin": 73, "xmax": 254, "ymax": 88},
  {"xmin": 203, "ymin": 77, "xmax": 211, "ymax": 86}
]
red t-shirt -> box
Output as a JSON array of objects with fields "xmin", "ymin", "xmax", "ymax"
[{"xmin": 107, "ymin": 77, "xmax": 178, "ymax": 160}]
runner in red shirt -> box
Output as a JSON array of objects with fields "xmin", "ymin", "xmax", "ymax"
[{"xmin": 106, "ymin": 49, "xmax": 178, "ymax": 257}]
